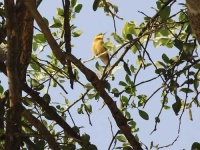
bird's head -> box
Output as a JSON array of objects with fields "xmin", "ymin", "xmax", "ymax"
[{"xmin": 94, "ymin": 32, "xmax": 107, "ymax": 40}]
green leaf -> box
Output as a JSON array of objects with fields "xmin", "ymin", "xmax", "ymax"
[
  {"xmin": 192, "ymin": 142, "xmax": 200, "ymax": 150},
  {"xmin": 111, "ymin": 33, "xmax": 123, "ymax": 44},
  {"xmin": 32, "ymin": 42, "xmax": 38, "ymax": 51},
  {"xmin": 72, "ymin": 30, "xmax": 83, "ymax": 37},
  {"xmin": 164, "ymin": 105, "xmax": 170, "ymax": 110},
  {"xmin": 159, "ymin": 27, "xmax": 170, "ymax": 36},
  {"xmin": 51, "ymin": 16, "xmax": 62, "ymax": 28},
  {"xmin": 172, "ymin": 96, "xmax": 181, "ymax": 115},
  {"xmin": 49, "ymin": 23, "xmax": 62, "ymax": 28},
  {"xmin": 193, "ymin": 63, "xmax": 200, "ymax": 69},
  {"xmin": 126, "ymin": 34, "xmax": 133, "ymax": 41},
  {"xmin": 150, "ymin": 141, "xmax": 153, "ymax": 149},
  {"xmin": 137, "ymin": 95, "xmax": 147, "ymax": 106},
  {"xmin": 162, "ymin": 53, "xmax": 170, "ymax": 64},
  {"xmin": 23, "ymin": 97, "xmax": 33, "ymax": 107},
  {"xmin": 112, "ymin": 88, "xmax": 120, "ymax": 97},
  {"xmin": 87, "ymin": 93, "xmax": 96, "ymax": 99},
  {"xmin": 122, "ymin": 22, "xmax": 139, "ymax": 39},
  {"xmin": 77, "ymin": 107, "xmax": 83, "ymax": 114},
  {"xmin": 84, "ymin": 83, "xmax": 93, "ymax": 90},
  {"xmin": 0, "ymin": 85, "xmax": 3, "ymax": 94},
  {"xmin": 122, "ymin": 95, "xmax": 129, "ymax": 106},
  {"xmin": 155, "ymin": 68, "xmax": 166, "ymax": 74},
  {"xmin": 174, "ymin": 39, "xmax": 183, "ymax": 51},
  {"xmin": 128, "ymin": 120, "xmax": 136, "ymax": 129},
  {"xmin": 179, "ymin": 11, "xmax": 186, "ymax": 21},
  {"xmin": 34, "ymin": 34, "xmax": 46, "ymax": 43},
  {"xmin": 43, "ymin": 94, "xmax": 51, "ymax": 104},
  {"xmin": 117, "ymin": 135, "xmax": 127, "ymax": 142},
  {"xmin": 43, "ymin": 107, "xmax": 56, "ymax": 120},
  {"xmin": 88, "ymin": 144, "xmax": 98, "ymax": 150},
  {"xmin": 85, "ymin": 104, "xmax": 92, "ymax": 113},
  {"xmin": 180, "ymin": 88, "xmax": 194, "ymax": 93},
  {"xmin": 71, "ymin": 0, "xmax": 77, "ymax": 8},
  {"xmin": 125, "ymin": 74, "xmax": 131, "ymax": 84},
  {"xmin": 31, "ymin": 79, "xmax": 44, "ymax": 91},
  {"xmin": 30, "ymin": 63, "xmax": 41, "ymax": 71},
  {"xmin": 123, "ymin": 62, "xmax": 131, "ymax": 76},
  {"xmin": 130, "ymin": 65, "xmax": 136, "ymax": 73},
  {"xmin": 75, "ymin": 4, "xmax": 83, "ymax": 13},
  {"xmin": 119, "ymin": 81, "xmax": 127, "ymax": 86},
  {"xmin": 154, "ymin": 61, "xmax": 166, "ymax": 68},
  {"xmin": 138, "ymin": 109, "xmax": 149, "ymax": 120},
  {"xmin": 93, "ymin": 0, "xmax": 100, "ymax": 11},
  {"xmin": 136, "ymin": 55, "xmax": 144, "ymax": 67},
  {"xmin": 81, "ymin": 133, "xmax": 90, "ymax": 146},
  {"xmin": 169, "ymin": 56, "xmax": 179, "ymax": 64},
  {"xmin": 159, "ymin": 6, "xmax": 171, "ymax": 20},
  {"xmin": 194, "ymin": 80, "xmax": 199, "ymax": 89},
  {"xmin": 56, "ymin": 8, "xmax": 64, "ymax": 16}
]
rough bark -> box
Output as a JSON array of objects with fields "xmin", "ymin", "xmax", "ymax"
[
  {"xmin": 4, "ymin": 0, "xmax": 22, "ymax": 149},
  {"xmin": 16, "ymin": 0, "xmax": 35, "ymax": 82}
]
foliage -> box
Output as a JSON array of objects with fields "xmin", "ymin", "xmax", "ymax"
[{"xmin": 0, "ymin": 0, "xmax": 199, "ymax": 149}]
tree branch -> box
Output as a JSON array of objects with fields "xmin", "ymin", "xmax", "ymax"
[
  {"xmin": 64, "ymin": 0, "xmax": 75, "ymax": 89},
  {"xmin": 22, "ymin": 82, "xmax": 82, "ymax": 142},
  {"xmin": 23, "ymin": 1, "xmax": 142, "ymax": 149},
  {"xmin": 21, "ymin": 106, "xmax": 60, "ymax": 150}
]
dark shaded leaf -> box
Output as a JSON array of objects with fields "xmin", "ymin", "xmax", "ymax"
[
  {"xmin": 162, "ymin": 53, "xmax": 170, "ymax": 64},
  {"xmin": 192, "ymin": 142, "xmax": 200, "ymax": 150},
  {"xmin": 138, "ymin": 109, "xmax": 149, "ymax": 120},
  {"xmin": 180, "ymin": 88, "xmax": 193, "ymax": 93},
  {"xmin": 124, "ymin": 62, "xmax": 131, "ymax": 76},
  {"xmin": 93, "ymin": 0, "xmax": 100, "ymax": 11},
  {"xmin": 43, "ymin": 94, "xmax": 51, "ymax": 104},
  {"xmin": 172, "ymin": 96, "xmax": 181, "ymax": 115},
  {"xmin": 159, "ymin": 6, "xmax": 171, "ymax": 20},
  {"xmin": 75, "ymin": 4, "xmax": 83, "ymax": 13}
]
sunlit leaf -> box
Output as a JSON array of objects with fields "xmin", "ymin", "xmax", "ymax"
[
  {"xmin": 117, "ymin": 135, "xmax": 127, "ymax": 142},
  {"xmin": 34, "ymin": 34, "xmax": 46, "ymax": 43},
  {"xmin": 72, "ymin": 30, "xmax": 83, "ymax": 37},
  {"xmin": 56, "ymin": 8, "xmax": 64, "ymax": 16}
]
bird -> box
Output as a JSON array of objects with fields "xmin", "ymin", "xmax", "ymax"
[
  {"xmin": 91, "ymin": 33, "xmax": 115, "ymax": 79},
  {"xmin": 92, "ymin": 33, "xmax": 110, "ymax": 66},
  {"xmin": 186, "ymin": 0, "xmax": 200, "ymax": 43},
  {"xmin": 92, "ymin": 33, "xmax": 114, "ymax": 79}
]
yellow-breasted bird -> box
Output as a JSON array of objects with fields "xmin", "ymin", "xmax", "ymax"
[
  {"xmin": 92, "ymin": 33, "xmax": 111, "ymax": 67},
  {"xmin": 92, "ymin": 33, "xmax": 114, "ymax": 79}
]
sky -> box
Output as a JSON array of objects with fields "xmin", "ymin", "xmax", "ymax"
[{"xmin": 1, "ymin": 0, "xmax": 200, "ymax": 150}]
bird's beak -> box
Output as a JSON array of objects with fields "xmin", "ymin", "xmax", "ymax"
[{"xmin": 103, "ymin": 32, "xmax": 107, "ymax": 35}]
